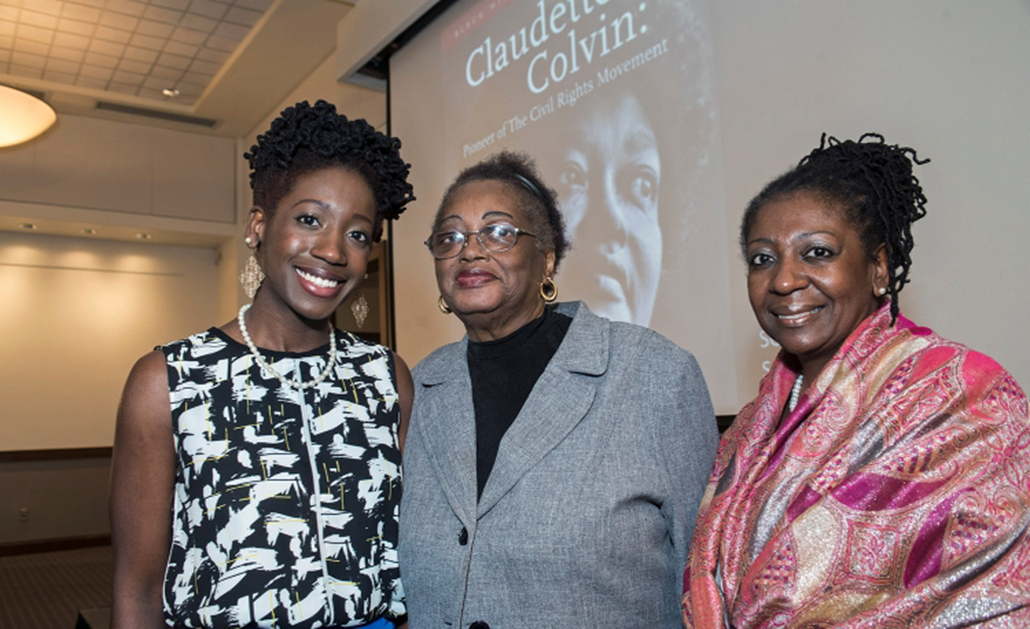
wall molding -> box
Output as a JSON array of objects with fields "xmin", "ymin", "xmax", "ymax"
[
  {"xmin": 0, "ymin": 447, "xmax": 112, "ymax": 463},
  {"xmin": 0, "ymin": 534, "xmax": 111, "ymax": 557}
]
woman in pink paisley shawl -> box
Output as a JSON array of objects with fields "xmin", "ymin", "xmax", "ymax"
[{"xmin": 683, "ymin": 133, "xmax": 1030, "ymax": 627}]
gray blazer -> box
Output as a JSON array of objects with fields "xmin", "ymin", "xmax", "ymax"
[{"xmin": 398, "ymin": 301, "xmax": 718, "ymax": 628}]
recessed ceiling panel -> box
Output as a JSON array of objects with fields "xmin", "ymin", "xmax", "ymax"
[{"xmin": 0, "ymin": 0, "xmax": 274, "ymax": 106}]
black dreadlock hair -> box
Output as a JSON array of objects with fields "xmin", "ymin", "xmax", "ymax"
[
  {"xmin": 740, "ymin": 133, "xmax": 929, "ymax": 322},
  {"xmin": 435, "ymin": 150, "xmax": 570, "ymax": 270},
  {"xmin": 245, "ymin": 100, "xmax": 414, "ymax": 234}
]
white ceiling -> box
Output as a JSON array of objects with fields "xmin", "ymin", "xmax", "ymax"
[{"xmin": 0, "ymin": 0, "xmax": 358, "ymax": 137}]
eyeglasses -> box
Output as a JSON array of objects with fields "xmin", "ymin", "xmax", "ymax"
[{"xmin": 425, "ymin": 224, "xmax": 537, "ymax": 259}]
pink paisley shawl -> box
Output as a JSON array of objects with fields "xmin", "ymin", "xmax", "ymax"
[{"xmin": 683, "ymin": 303, "xmax": 1030, "ymax": 627}]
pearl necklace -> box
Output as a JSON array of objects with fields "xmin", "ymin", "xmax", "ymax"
[
  {"xmin": 788, "ymin": 374, "xmax": 804, "ymax": 412},
  {"xmin": 237, "ymin": 304, "xmax": 337, "ymax": 390}
]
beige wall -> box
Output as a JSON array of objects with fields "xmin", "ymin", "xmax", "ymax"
[
  {"xmin": 0, "ymin": 232, "xmax": 220, "ymax": 451},
  {"xmin": 0, "ymin": 232, "xmax": 221, "ymax": 543},
  {"xmin": 0, "ymin": 113, "xmax": 235, "ymax": 453},
  {"xmin": 0, "ymin": 113, "xmax": 235, "ymax": 223},
  {"xmin": 711, "ymin": 0, "xmax": 1030, "ymax": 402},
  {"xmin": 0, "ymin": 102, "xmax": 236, "ymax": 545}
]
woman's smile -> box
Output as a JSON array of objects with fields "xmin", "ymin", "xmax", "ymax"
[
  {"xmin": 771, "ymin": 305, "xmax": 825, "ymax": 326},
  {"xmin": 294, "ymin": 266, "xmax": 345, "ymax": 296},
  {"xmin": 456, "ymin": 268, "xmax": 497, "ymax": 288}
]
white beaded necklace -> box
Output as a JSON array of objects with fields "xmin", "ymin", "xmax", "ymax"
[
  {"xmin": 788, "ymin": 374, "xmax": 804, "ymax": 412},
  {"xmin": 237, "ymin": 304, "xmax": 337, "ymax": 390}
]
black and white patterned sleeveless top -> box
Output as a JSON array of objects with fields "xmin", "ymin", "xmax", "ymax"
[{"xmin": 161, "ymin": 327, "xmax": 404, "ymax": 628}]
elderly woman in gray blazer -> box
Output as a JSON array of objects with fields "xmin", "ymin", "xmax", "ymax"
[{"xmin": 398, "ymin": 151, "xmax": 718, "ymax": 628}]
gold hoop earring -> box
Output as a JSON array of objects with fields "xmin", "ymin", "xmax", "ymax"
[
  {"xmin": 438, "ymin": 295, "xmax": 452, "ymax": 314},
  {"xmin": 540, "ymin": 277, "xmax": 558, "ymax": 303}
]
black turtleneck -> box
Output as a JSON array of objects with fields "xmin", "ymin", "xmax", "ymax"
[{"xmin": 467, "ymin": 305, "xmax": 572, "ymax": 499}]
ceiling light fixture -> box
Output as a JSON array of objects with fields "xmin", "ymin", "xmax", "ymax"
[
  {"xmin": 0, "ymin": 85, "xmax": 57, "ymax": 148},
  {"xmin": 81, "ymin": 228, "xmax": 97, "ymax": 235},
  {"xmin": 19, "ymin": 223, "xmax": 38, "ymax": 230},
  {"xmin": 162, "ymin": 88, "xmax": 180, "ymax": 98},
  {"xmin": 136, "ymin": 233, "xmax": 152, "ymax": 240}
]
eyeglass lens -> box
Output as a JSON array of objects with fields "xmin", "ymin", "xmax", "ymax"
[{"xmin": 429, "ymin": 225, "xmax": 519, "ymax": 258}]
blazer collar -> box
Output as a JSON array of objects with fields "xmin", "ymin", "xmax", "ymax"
[
  {"xmin": 414, "ymin": 302, "xmax": 610, "ymax": 522},
  {"xmin": 416, "ymin": 301, "xmax": 608, "ymax": 385},
  {"xmin": 547, "ymin": 300, "xmax": 608, "ymax": 376}
]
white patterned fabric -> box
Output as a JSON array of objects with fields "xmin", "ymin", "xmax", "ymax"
[{"xmin": 160, "ymin": 327, "xmax": 404, "ymax": 628}]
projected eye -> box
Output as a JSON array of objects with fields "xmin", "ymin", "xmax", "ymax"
[
  {"xmin": 622, "ymin": 167, "xmax": 659, "ymax": 210},
  {"xmin": 558, "ymin": 162, "xmax": 587, "ymax": 191},
  {"xmin": 633, "ymin": 173, "xmax": 656, "ymax": 203}
]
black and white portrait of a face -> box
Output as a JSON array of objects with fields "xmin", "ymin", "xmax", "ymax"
[{"xmin": 548, "ymin": 89, "xmax": 662, "ymax": 325}]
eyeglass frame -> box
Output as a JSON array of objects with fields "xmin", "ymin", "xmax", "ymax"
[{"xmin": 424, "ymin": 223, "xmax": 537, "ymax": 260}]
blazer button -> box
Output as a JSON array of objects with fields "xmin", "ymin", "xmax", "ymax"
[
  {"xmin": 458, "ymin": 526, "xmax": 469, "ymax": 545},
  {"xmin": 469, "ymin": 622, "xmax": 489, "ymax": 629}
]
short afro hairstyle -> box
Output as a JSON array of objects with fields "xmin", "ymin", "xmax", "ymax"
[
  {"xmin": 740, "ymin": 133, "xmax": 929, "ymax": 323},
  {"xmin": 434, "ymin": 151, "xmax": 569, "ymax": 271},
  {"xmin": 245, "ymin": 100, "xmax": 414, "ymax": 232}
]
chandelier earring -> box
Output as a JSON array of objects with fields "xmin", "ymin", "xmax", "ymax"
[
  {"xmin": 540, "ymin": 277, "xmax": 558, "ymax": 303},
  {"xmin": 438, "ymin": 295, "xmax": 453, "ymax": 314},
  {"xmin": 351, "ymin": 294, "xmax": 369, "ymax": 328},
  {"xmin": 239, "ymin": 238, "xmax": 264, "ymax": 300}
]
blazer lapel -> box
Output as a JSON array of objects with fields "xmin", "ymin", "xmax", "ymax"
[
  {"xmin": 414, "ymin": 339, "xmax": 478, "ymax": 528},
  {"xmin": 477, "ymin": 302, "xmax": 609, "ymax": 517}
]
